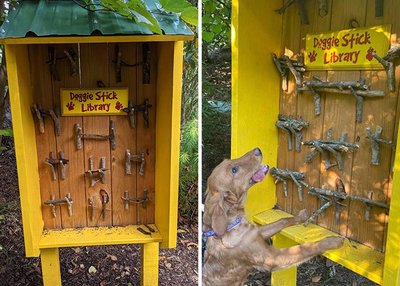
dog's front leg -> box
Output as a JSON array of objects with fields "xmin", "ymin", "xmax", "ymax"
[
  {"xmin": 265, "ymin": 236, "xmax": 344, "ymax": 271},
  {"xmin": 259, "ymin": 209, "xmax": 308, "ymax": 239}
]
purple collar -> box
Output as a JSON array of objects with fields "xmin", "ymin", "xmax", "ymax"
[{"xmin": 203, "ymin": 217, "xmax": 242, "ymax": 237}]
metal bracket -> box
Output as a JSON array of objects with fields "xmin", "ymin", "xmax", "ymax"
[
  {"xmin": 122, "ymin": 190, "xmax": 148, "ymax": 210},
  {"xmin": 100, "ymin": 189, "xmax": 110, "ymax": 221},
  {"xmin": 143, "ymin": 43, "xmax": 151, "ymax": 84},
  {"xmin": 44, "ymin": 193, "xmax": 73, "ymax": 218},
  {"xmin": 275, "ymin": 114, "xmax": 309, "ymax": 152},
  {"xmin": 45, "ymin": 151, "xmax": 69, "ymax": 180},
  {"xmin": 114, "ymin": 45, "xmax": 142, "ymax": 83},
  {"xmin": 298, "ymin": 78, "xmax": 385, "ymax": 123},
  {"xmin": 48, "ymin": 46, "xmax": 60, "ymax": 81},
  {"xmin": 47, "ymin": 46, "xmax": 79, "ymax": 80},
  {"xmin": 270, "ymin": 167, "xmax": 306, "ymax": 201},
  {"xmin": 272, "ymin": 54, "xmax": 305, "ymax": 91},
  {"xmin": 63, "ymin": 48, "xmax": 78, "ymax": 77},
  {"xmin": 122, "ymin": 99, "xmax": 152, "ymax": 129},
  {"xmin": 125, "ymin": 150, "xmax": 145, "ymax": 176},
  {"xmin": 85, "ymin": 157, "xmax": 107, "ymax": 187},
  {"xmin": 306, "ymin": 184, "xmax": 389, "ymax": 222},
  {"xmin": 366, "ymin": 126, "xmax": 392, "ymax": 165},
  {"xmin": 88, "ymin": 196, "xmax": 95, "ymax": 221},
  {"xmin": 32, "ymin": 104, "xmax": 61, "ymax": 136},
  {"xmin": 304, "ymin": 128, "xmax": 359, "ymax": 170},
  {"xmin": 74, "ymin": 120, "xmax": 116, "ymax": 150},
  {"xmin": 275, "ymin": 0, "xmax": 309, "ymax": 24}
]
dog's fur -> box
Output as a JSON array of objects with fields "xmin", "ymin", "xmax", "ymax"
[{"xmin": 202, "ymin": 148, "xmax": 344, "ymax": 286}]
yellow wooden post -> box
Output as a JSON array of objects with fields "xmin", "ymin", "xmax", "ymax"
[
  {"xmin": 155, "ymin": 41, "xmax": 184, "ymax": 248},
  {"xmin": 271, "ymin": 233, "xmax": 297, "ymax": 286},
  {"xmin": 231, "ymin": 0, "xmax": 283, "ymax": 219},
  {"xmin": 41, "ymin": 248, "xmax": 61, "ymax": 286},
  {"xmin": 383, "ymin": 125, "xmax": 400, "ymax": 285},
  {"xmin": 5, "ymin": 44, "xmax": 43, "ymax": 257},
  {"xmin": 141, "ymin": 242, "xmax": 159, "ymax": 286}
]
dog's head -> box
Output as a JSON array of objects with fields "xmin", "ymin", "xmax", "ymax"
[{"xmin": 203, "ymin": 147, "xmax": 269, "ymax": 236}]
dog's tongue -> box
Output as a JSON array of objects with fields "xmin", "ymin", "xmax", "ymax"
[{"xmin": 252, "ymin": 165, "xmax": 269, "ymax": 182}]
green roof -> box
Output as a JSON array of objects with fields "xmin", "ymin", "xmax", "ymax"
[{"xmin": 0, "ymin": 0, "xmax": 193, "ymax": 38}]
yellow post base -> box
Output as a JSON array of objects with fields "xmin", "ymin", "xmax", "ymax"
[
  {"xmin": 271, "ymin": 233, "xmax": 297, "ymax": 286},
  {"xmin": 41, "ymin": 248, "xmax": 61, "ymax": 286},
  {"xmin": 141, "ymin": 242, "xmax": 160, "ymax": 286}
]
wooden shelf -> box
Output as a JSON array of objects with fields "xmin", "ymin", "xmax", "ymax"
[
  {"xmin": 39, "ymin": 224, "xmax": 162, "ymax": 249},
  {"xmin": 254, "ymin": 209, "xmax": 384, "ymax": 285}
]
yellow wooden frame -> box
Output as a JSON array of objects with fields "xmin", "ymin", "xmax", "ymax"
[
  {"xmin": 232, "ymin": 1, "xmax": 400, "ymax": 285},
  {"xmin": 5, "ymin": 35, "xmax": 188, "ymax": 285}
]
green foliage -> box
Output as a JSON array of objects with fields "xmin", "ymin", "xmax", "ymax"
[
  {"xmin": 203, "ymin": 0, "xmax": 231, "ymax": 52},
  {"xmin": 81, "ymin": 0, "xmax": 197, "ymax": 34},
  {"xmin": 159, "ymin": 0, "xmax": 198, "ymax": 26},
  {"xmin": 0, "ymin": 128, "xmax": 12, "ymax": 151},
  {"xmin": 179, "ymin": 40, "xmax": 198, "ymax": 219},
  {"xmin": 0, "ymin": 128, "xmax": 12, "ymax": 137},
  {"xmin": 202, "ymin": 97, "xmax": 231, "ymax": 187}
]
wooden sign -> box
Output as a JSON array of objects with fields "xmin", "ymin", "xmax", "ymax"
[
  {"xmin": 305, "ymin": 25, "xmax": 391, "ymax": 70},
  {"xmin": 61, "ymin": 88, "xmax": 129, "ymax": 116}
]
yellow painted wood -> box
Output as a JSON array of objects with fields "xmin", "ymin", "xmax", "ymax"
[
  {"xmin": 254, "ymin": 209, "xmax": 385, "ymax": 284},
  {"xmin": 141, "ymin": 242, "xmax": 159, "ymax": 286},
  {"xmin": 0, "ymin": 35, "xmax": 193, "ymax": 45},
  {"xmin": 304, "ymin": 24, "xmax": 391, "ymax": 70},
  {"xmin": 39, "ymin": 224, "xmax": 162, "ymax": 248},
  {"xmin": 231, "ymin": 0, "xmax": 282, "ymax": 219},
  {"xmin": 41, "ymin": 248, "xmax": 61, "ymax": 286},
  {"xmin": 5, "ymin": 44, "xmax": 43, "ymax": 257},
  {"xmin": 60, "ymin": 88, "xmax": 128, "ymax": 116},
  {"xmin": 271, "ymin": 233, "xmax": 297, "ymax": 286},
  {"xmin": 383, "ymin": 125, "xmax": 400, "ymax": 285},
  {"xmin": 154, "ymin": 41, "xmax": 183, "ymax": 248}
]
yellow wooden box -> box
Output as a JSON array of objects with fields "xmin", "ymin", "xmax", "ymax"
[
  {"xmin": 1, "ymin": 1, "xmax": 193, "ymax": 283},
  {"xmin": 232, "ymin": 0, "xmax": 400, "ymax": 285}
]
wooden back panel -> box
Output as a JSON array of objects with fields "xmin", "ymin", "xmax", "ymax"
[
  {"xmin": 276, "ymin": 0, "xmax": 399, "ymax": 251},
  {"xmin": 31, "ymin": 42, "xmax": 157, "ymax": 229}
]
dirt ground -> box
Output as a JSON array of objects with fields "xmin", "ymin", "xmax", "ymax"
[{"xmin": 0, "ymin": 140, "xmax": 198, "ymax": 286}]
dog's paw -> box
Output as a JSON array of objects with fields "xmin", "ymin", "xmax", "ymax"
[
  {"xmin": 294, "ymin": 209, "xmax": 308, "ymax": 224},
  {"xmin": 320, "ymin": 236, "xmax": 344, "ymax": 250}
]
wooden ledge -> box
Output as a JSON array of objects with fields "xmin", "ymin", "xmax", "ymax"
[
  {"xmin": 39, "ymin": 224, "xmax": 162, "ymax": 249},
  {"xmin": 253, "ymin": 209, "xmax": 384, "ymax": 285}
]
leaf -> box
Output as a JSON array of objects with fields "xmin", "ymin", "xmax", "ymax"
[
  {"xmin": 107, "ymin": 254, "xmax": 118, "ymax": 261},
  {"xmin": 186, "ymin": 242, "xmax": 197, "ymax": 248},
  {"xmin": 311, "ymin": 275, "xmax": 321, "ymax": 283},
  {"xmin": 127, "ymin": 0, "xmax": 162, "ymax": 34},
  {"xmin": 72, "ymin": 247, "xmax": 81, "ymax": 253},
  {"xmin": 88, "ymin": 265, "xmax": 97, "ymax": 274},
  {"xmin": 0, "ymin": 128, "xmax": 13, "ymax": 137},
  {"xmin": 203, "ymin": 31, "xmax": 214, "ymax": 43},
  {"xmin": 165, "ymin": 262, "xmax": 172, "ymax": 269},
  {"xmin": 181, "ymin": 7, "xmax": 198, "ymax": 26},
  {"xmin": 159, "ymin": 0, "xmax": 192, "ymax": 12}
]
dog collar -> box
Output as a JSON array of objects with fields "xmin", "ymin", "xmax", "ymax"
[{"xmin": 203, "ymin": 216, "xmax": 242, "ymax": 237}]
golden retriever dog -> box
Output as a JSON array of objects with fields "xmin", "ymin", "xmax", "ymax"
[{"xmin": 202, "ymin": 147, "xmax": 344, "ymax": 286}]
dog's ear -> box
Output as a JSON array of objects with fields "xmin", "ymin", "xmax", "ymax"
[
  {"xmin": 203, "ymin": 187, "xmax": 228, "ymax": 237},
  {"xmin": 211, "ymin": 199, "xmax": 228, "ymax": 236}
]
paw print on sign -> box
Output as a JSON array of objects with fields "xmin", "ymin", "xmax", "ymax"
[
  {"xmin": 66, "ymin": 102, "xmax": 75, "ymax": 111},
  {"xmin": 308, "ymin": 50, "xmax": 317, "ymax": 62},
  {"xmin": 115, "ymin": 101, "xmax": 123, "ymax": 111},
  {"xmin": 366, "ymin": 47, "xmax": 376, "ymax": 61}
]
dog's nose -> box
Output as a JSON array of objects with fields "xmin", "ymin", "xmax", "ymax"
[{"xmin": 254, "ymin": 147, "xmax": 262, "ymax": 156}]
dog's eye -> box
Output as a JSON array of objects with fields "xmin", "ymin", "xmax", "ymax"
[{"xmin": 231, "ymin": 166, "xmax": 239, "ymax": 174}]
